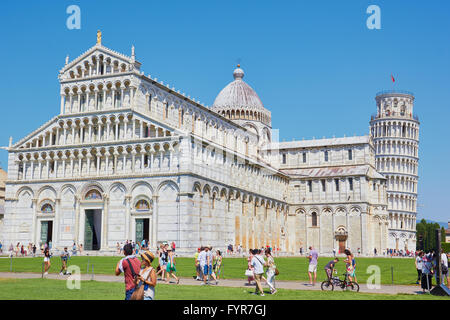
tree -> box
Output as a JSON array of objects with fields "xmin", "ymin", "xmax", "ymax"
[{"xmin": 416, "ymin": 219, "xmax": 442, "ymax": 252}]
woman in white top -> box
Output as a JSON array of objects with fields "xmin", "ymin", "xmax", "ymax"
[
  {"xmin": 137, "ymin": 251, "xmax": 157, "ymax": 300},
  {"xmin": 264, "ymin": 248, "xmax": 277, "ymax": 294}
]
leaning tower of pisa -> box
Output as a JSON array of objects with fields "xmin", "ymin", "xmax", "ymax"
[{"xmin": 370, "ymin": 91, "xmax": 420, "ymax": 252}]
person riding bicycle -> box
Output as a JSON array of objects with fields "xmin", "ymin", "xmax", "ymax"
[{"xmin": 324, "ymin": 258, "xmax": 339, "ymax": 281}]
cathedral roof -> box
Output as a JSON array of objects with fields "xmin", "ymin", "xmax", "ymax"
[
  {"xmin": 281, "ymin": 165, "xmax": 386, "ymax": 179},
  {"xmin": 211, "ymin": 66, "xmax": 266, "ymax": 112},
  {"xmin": 270, "ymin": 136, "xmax": 371, "ymax": 150}
]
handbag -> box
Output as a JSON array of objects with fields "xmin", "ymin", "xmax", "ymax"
[
  {"xmin": 245, "ymin": 269, "xmax": 254, "ymax": 277},
  {"xmin": 131, "ymin": 280, "xmax": 145, "ymax": 300}
]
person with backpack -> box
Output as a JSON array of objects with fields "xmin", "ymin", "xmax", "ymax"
[
  {"xmin": 251, "ymin": 249, "xmax": 265, "ymax": 296},
  {"xmin": 115, "ymin": 243, "xmax": 141, "ymax": 300}
]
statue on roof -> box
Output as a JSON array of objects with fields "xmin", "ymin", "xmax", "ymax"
[{"xmin": 97, "ymin": 30, "xmax": 102, "ymax": 45}]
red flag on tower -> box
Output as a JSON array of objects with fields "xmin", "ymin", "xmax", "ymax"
[{"xmin": 391, "ymin": 74, "xmax": 395, "ymax": 83}]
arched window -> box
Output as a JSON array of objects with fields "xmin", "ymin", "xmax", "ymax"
[
  {"xmin": 41, "ymin": 203, "xmax": 54, "ymax": 214},
  {"xmin": 312, "ymin": 212, "xmax": 318, "ymax": 227},
  {"xmin": 135, "ymin": 199, "xmax": 150, "ymax": 211},
  {"xmin": 85, "ymin": 189, "xmax": 102, "ymax": 200}
]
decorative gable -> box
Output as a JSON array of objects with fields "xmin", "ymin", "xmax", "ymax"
[{"xmin": 59, "ymin": 43, "xmax": 141, "ymax": 82}]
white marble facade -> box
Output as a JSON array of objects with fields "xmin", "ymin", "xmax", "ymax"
[{"xmin": 1, "ymin": 36, "xmax": 418, "ymax": 255}]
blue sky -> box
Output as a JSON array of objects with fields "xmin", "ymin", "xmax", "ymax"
[{"xmin": 0, "ymin": 1, "xmax": 449, "ymax": 222}]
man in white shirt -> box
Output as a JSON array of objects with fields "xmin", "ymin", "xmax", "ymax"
[
  {"xmin": 251, "ymin": 249, "xmax": 265, "ymax": 296},
  {"xmin": 197, "ymin": 247, "xmax": 208, "ymax": 285},
  {"xmin": 440, "ymin": 249, "xmax": 449, "ymax": 287}
]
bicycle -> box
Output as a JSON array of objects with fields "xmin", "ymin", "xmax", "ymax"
[{"xmin": 321, "ymin": 271, "xmax": 360, "ymax": 292}]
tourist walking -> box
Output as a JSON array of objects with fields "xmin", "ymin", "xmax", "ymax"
[
  {"xmin": 206, "ymin": 245, "xmax": 218, "ymax": 285},
  {"xmin": 15, "ymin": 243, "xmax": 20, "ymax": 257},
  {"xmin": 307, "ymin": 246, "xmax": 319, "ymax": 286},
  {"xmin": 194, "ymin": 247, "xmax": 202, "ymax": 280},
  {"xmin": 246, "ymin": 249, "xmax": 255, "ymax": 285},
  {"xmin": 137, "ymin": 250, "xmax": 157, "ymax": 300},
  {"xmin": 115, "ymin": 243, "xmax": 141, "ymax": 300},
  {"xmin": 43, "ymin": 247, "xmax": 51, "ymax": 276},
  {"xmin": 251, "ymin": 249, "xmax": 265, "ymax": 296},
  {"xmin": 59, "ymin": 247, "xmax": 70, "ymax": 275},
  {"xmin": 344, "ymin": 249, "xmax": 356, "ymax": 283},
  {"xmin": 9, "ymin": 243, "xmax": 13, "ymax": 257},
  {"xmin": 213, "ymin": 250, "xmax": 223, "ymax": 280},
  {"xmin": 165, "ymin": 248, "xmax": 180, "ymax": 284},
  {"xmin": 193, "ymin": 248, "xmax": 201, "ymax": 281},
  {"xmin": 198, "ymin": 246, "xmax": 209, "ymax": 285},
  {"xmin": 440, "ymin": 249, "xmax": 449, "ymax": 287},
  {"xmin": 156, "ymin": 244, "xmax": 166, "ymax": 280},
  {"xmin": 415, "ymin": 251, "xmax": 424, "ymax": 285},
  {"xmin": 264, "ymin": 248, "xmax": 277, "ymax": 294},
  {"xmin": 421, "ymin": 253, "xmax": 434, "ymax": 292}
]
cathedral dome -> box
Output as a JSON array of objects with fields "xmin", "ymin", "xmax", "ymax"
[
  {"xmin": 212, "ymin": 65, "xmax": 265, "ymax": 112},
  {"xmin": 212, "ymin": 65, "xmax": 271, "ymax": 126}
]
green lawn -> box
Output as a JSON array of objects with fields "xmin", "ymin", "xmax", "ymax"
[
  {"xmin": 0, "ymin": 278, "xmax": 446, "ymax": 300},
  {"xmin": 0, "ymin": 255, "xmax": 421, "ymax": 285}
]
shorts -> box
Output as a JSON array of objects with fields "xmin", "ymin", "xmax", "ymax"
[
  {"xmin": 325, "ymin": 268, "xmax": 332, "ymax": 280},
  {"xmin": 202, "ymin": 265, "xmax": 212, "ymax": 275},
  {"xmin": 44, "ymin": 257, "xmax": 50, "ymax": 263},
  {"xmin": 308, "ymin": 264, "xmax": 317, "ymax": 273},
  {"xmin": 196, "ymin": 264, "xmax": 203, "ymax": 275},
  {"xmin": 125, "ymin": 288, "xmax": 135, "ymax": 300}
]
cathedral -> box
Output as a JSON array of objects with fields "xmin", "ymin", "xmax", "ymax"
[{"xmin": 1, "ymin": 34, "xmax": 419, "ymax": 256}]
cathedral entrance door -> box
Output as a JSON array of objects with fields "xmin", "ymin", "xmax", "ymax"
[
  {"xmin": 135, "ymin": 218, "xmax": 149, "ymax": 245},
  {"xmin": 40, "ymin": 221, "xmax": 53, "ymax": 246},
  {"xmin": 338, "ymin": 240, "xmax": 346, "ymax": 253},
  {"xmin": 84, "ymin": 209, "xmax": 102, "ymax": 250}
]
